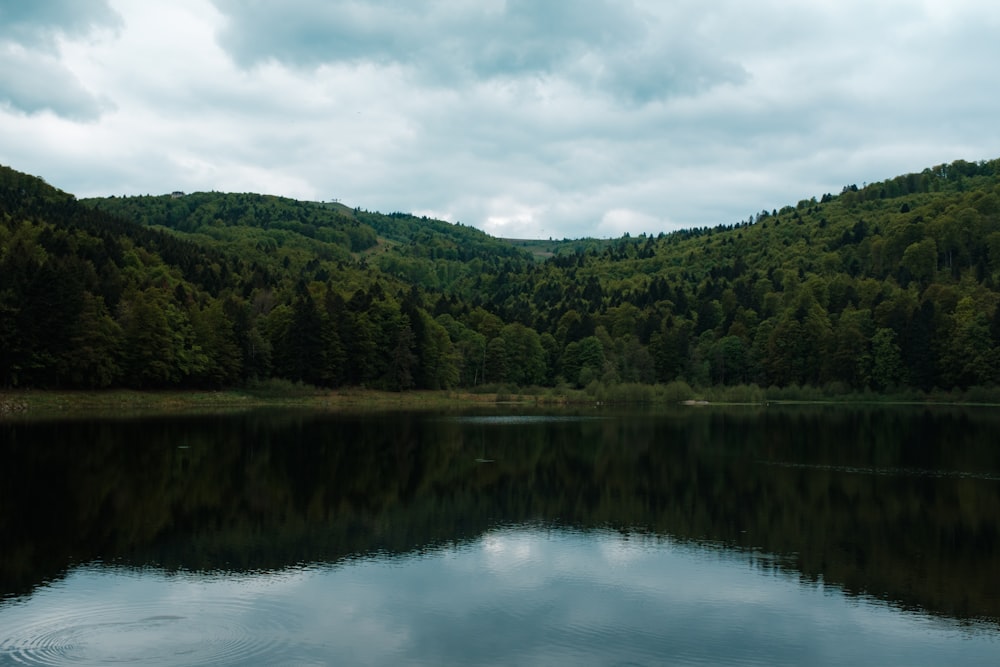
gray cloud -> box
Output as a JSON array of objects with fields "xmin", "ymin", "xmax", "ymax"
[
  {"xmin": 0, "ymin": 46, "xmax": 108, "ymax": 119},
  {"xmin": 3, "ymin": 1, "xmax": 1000, "ymax": 239},
  {"xmin": 0, "ymin": 0, "xmax": 119, "ymax": 119},
  {"xmin": 0, "ymin": 0, "xmax": 120, "ymax": 47},
  {"xmin": 211, "ymin": 0, "xmax": 746, "ymax": 104}
]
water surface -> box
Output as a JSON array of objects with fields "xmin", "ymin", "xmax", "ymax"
[{"xmin": 1, "ymin": 406, "xmax": 998, "ymax": 664}]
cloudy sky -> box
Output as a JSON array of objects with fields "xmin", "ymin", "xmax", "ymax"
[{"xmin": 2, "ymin": 1, "xmax": 999, "ymax": 239}]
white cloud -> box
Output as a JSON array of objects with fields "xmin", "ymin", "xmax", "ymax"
[
  {"xmin": 0, "ymin": 0, "xmax": 119, "ymax": 119},
  {"xmin": 0, "ymin": 43, "xmax": 110, "ymax": 119},
  {"xmin": 1, "ymin": 0, "xmax": 999, "ymax": 238},
  {"xmin": 599, "ymin": 208, "xmax": 663, "ymax": 238}
]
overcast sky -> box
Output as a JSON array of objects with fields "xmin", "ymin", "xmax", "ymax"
[{"xmin": 2, "ymin": 1, "xmax": 999, "ymax": 239}]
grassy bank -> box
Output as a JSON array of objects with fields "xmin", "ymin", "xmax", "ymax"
[
  {"xmin": 0, "ymin": 387, "xmax": 518, "ymax": 420},
  {"xmin": 3, "ymin": 379, "xmax": 999, "ymax": 420}
]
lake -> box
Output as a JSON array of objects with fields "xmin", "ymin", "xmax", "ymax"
[{"xmin": 1, "ymin": 405, "xmax": 998, "ymax": 665}]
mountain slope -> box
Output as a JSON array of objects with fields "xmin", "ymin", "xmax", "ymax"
[{"xmin": 3, "ymin": 158, "xmax": 1000, "ymax": 394}]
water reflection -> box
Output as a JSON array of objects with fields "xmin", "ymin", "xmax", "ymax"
[
  {"xmin": 1, "ymin": 406, "xmax": 999, "ymax": 663},
  {"xmin": 1, "ymin": 529, "xmax": 997, "ymax": 666}
]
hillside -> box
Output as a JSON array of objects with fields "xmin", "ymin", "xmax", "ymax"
[{"xmin": 2, "ymin": 158, "xmax": 1000, "ymax": 395}]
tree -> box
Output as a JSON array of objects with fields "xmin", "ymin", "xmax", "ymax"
[
  {"xmin": 939, "ymin": 297, "xmax": 996, "ymax": 388},
  {"xmin": 0, "ymin": 286, "xmax": 21, "ymax": 386},
  {"xmin": 616, "ymin": 335, "xmax": 656, "ymax": 384},
  {"xmin": 436, "ymin": 314, "xmax": 487, "ymax": 386},
  {"xmin": 900, "ymin": 238, "xmax": 937, "ymax": 286},
  {"xmin": 484, "ymin": 336, "xmax": 508, "ymax": 384},
  {"xmin": 555, "ymin": 309, "xmax": 591, "ymax": 343},
  {"xmin": 563, "ymin": 336, "xmax": 605, "ymax": 387},
  {"xmin": 390, "ymin": 317, "xmax": 417, "ymax": 391},
  {"xmin": 649, "ymin": 316, "xmax": 691, "ymax": 383},
  {"xmin": 765, "ymin": 297, "xmax": 831, "ymax": 386},
  {"xmin": 16, "ymin": 256, "xmax": 87, "ymax": 386},
  {"xmin": 118, "ymin": 287, "xmax": 181, "ymax": 387},
  {"xmin": 66, "ymin": 292, "xmax": 122, "ymax": 388},
  {"xmin": 498, "ymin": 323, "xmax": 546, "ymax": 386},
  {"xmin": 826, "ymin": 307, "xmax": 873, "ymax": 389},
  {"xmin": 870, "ymin": 327, "xmax": 906, "ymax": 390},
  {"xmin": 417, "ymin": 310, "xmax": 459, "ymax": 389},
  {"xmin": 191, "ymin": 298, "xmax": 242, "ymax": 387},
  {"xmin": 322, "ymin": 284, "xmax": 348, "ymax": 386},
  {"xmin": 904, "ymin": 299, "xmax": 938, "ymax": 391},
  {"xmin": 343, "ymin": 310, "xmax": 378, "ymax": 386},
  {"xmin": 273, "ymin": 286, "xmax": 328, "ymax": 386},
  {"xmin": 711, "ymin": 335, "xmax": 748, "ymax": 385}
]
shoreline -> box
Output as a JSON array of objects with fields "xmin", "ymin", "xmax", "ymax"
[
  {"xmin": 0, "ymin": 388, "xmax": 561, "ymax": 420},
  {"xmin": 2, "ymin": 387, "xmax": 998, "ymax": 421}
]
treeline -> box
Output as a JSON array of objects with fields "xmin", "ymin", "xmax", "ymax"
[{"xmin": 2, "ymin": 159, "xmax": 1000, "ymax": 393}]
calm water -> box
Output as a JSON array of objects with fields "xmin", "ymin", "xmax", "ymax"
[{"xmin": 1, "ymin": 406, "xmax": 999, "ymax": 665}]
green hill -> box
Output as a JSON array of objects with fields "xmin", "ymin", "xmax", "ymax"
[{"xmin": 3, "ymin": 158, "xmax": 1000, "ymax": 396}]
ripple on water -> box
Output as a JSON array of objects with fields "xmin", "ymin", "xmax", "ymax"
[
  {"xmin": 0, "ymin": 596, "xmax": 302, "ymax": 666},
  {"xmin": 450, "ymin": 415, "xmax": 603, "ymax": 425}
]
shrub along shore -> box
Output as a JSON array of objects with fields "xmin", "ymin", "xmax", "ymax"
[{"xmin": 3, "ymin": 380, "xmax": 998, "ymax": 420}]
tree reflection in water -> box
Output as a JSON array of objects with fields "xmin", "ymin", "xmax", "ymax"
[{"xmin": 1, "ymin": 406, "xmax": 998, "ymax": 625}]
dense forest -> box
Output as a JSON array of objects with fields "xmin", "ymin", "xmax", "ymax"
[{"xmin": 2, "ymin": 158, "xmax": 1000, "ymax": 395}]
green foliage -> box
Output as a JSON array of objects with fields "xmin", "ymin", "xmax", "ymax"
[
  {"xmin": 870, "ymin": 327, "xmax": 907, "ymax": 390},
  {"xmin": 657, "ymin": 380, "xmax": 696, "ymax": 403},
  {"xmin": 4, "ymin": 158, "xmax": 1000, "ymax": 395}
]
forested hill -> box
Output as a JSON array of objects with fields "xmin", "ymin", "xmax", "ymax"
[
  {"xmin": 82, "ymin": 191, "xmax": 528, "ymax": 269},
  {"xmin": 3, "ymin": 158, "xmax": 1000, "ymax": 395}
]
